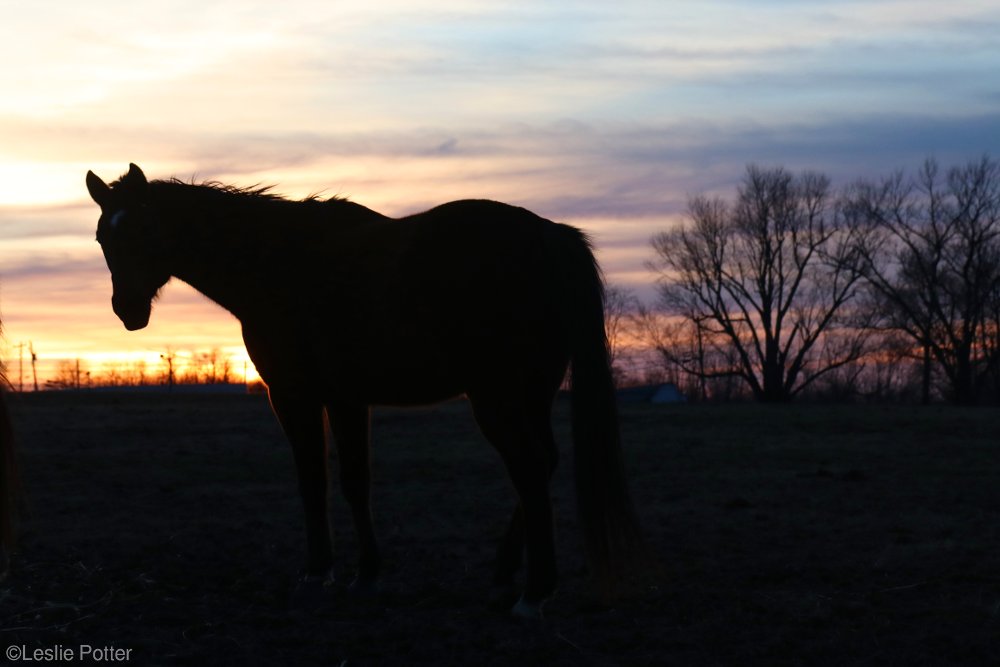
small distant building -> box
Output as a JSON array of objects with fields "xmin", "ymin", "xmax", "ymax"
[
  {"xmin": 617, "ymin": 382, "xmax": 687, "ymax": 404},
  {"xmin": 649, "ymin": 383, "xmax": 687, "ymax": 404}
]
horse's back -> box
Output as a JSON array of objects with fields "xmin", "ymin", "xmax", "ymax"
[
  {"xmin": 324, "ymin": 200, "xmax": 590, "ymax": 399},
  {"xmin": 395, "ymin": 199, "xmax": 588, "ymax": 325},
  {"xmin": 401, "ymin": 198, "xmax": 588, "ymax": 281}
]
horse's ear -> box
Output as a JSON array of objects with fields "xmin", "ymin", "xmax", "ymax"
[
  {"xmin": 124, "ymin": 163, "xmax": 149, "ymax": 196},
  {"xmin": 86, "ymin": 170, "xmax": 111, "ymax": 207},
  {"xmin": 127, "ymin": 163, "xmax": 147, "ymax": 185}
]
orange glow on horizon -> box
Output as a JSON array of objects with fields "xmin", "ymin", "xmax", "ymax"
[{"xmin": 1, "ymin": 343, "xmax": 262, "ymax": 391}]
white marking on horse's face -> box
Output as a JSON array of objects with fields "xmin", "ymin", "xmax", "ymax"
[{"xmin": 110, "ymin": 210, "xmax": 127, "ymax": 230}]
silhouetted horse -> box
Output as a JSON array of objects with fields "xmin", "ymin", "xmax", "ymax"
[{"xmin": 86, "ymin": 164, "xmax": 642, "ymax": 619}]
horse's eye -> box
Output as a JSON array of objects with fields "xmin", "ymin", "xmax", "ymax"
[{"xmin": 110, "ymin": 210, "xmax": 128, "ymax": 229}]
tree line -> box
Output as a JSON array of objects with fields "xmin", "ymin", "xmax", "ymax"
[
  {"xmin": 613, "ymin": 156, "xmax": 1000, "ymax": 405},
  {"xmin": 44, "ymin": 348, "xmax": 249, "ymax": 390}
]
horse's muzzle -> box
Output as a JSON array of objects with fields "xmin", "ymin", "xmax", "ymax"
[{"xmin": 112, "ymin": 296, "xmax": 151, "ymax": 331}]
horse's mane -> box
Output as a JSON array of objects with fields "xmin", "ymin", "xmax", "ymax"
[
  {"xmin": 160, "ymin": 178, "xmax": 286, "ymax": 201},
  {"xmin": 152, "ymin": 178, "xmax": 349, "ymax": 206},
  {"xmin": 140, "ymin": 177, "xmax": 383, "ymax": 229}
]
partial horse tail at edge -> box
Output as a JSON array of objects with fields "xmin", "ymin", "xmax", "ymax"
[
  {"xmin": 554, "ymin": 224, "xmax": 646, "ymax": 597},
  {"xmin": 0, "ymin": 385, "xmax": 18, "ymax": 580}
]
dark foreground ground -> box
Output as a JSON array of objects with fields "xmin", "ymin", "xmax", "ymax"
[{"xmin": 3, "ymin": 393, "xmax": 1000, "ymax": 665}]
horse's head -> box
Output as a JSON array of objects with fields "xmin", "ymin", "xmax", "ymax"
[{"xmin": 86, "ymin": 164, "xmax": 170, "ymax": 331}]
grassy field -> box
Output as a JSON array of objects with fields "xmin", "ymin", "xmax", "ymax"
[{"xmin": 3, "ymin": 393, "xmax": 1000, "ymax": 665}]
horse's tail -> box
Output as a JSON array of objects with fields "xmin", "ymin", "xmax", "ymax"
[
  {"xmin": 555, "ymin": 224, "xmax": 645, "ymax": 596},
  {"xmin": 0, "ymin": 386, "xmax": 17, "ymax": 579}
]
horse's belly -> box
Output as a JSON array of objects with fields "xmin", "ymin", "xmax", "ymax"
[
  {"xmin": 321, "ymin": 346, "xmax": 466, "ymax": 406},
  {"xmin": 328, "ymin": 368, "xmax": 464, "ymax": 406}
]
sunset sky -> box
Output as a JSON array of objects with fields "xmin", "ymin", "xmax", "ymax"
[{"xmin": 1, "ymin": 1, "xmax": 998, "ymax": 386}]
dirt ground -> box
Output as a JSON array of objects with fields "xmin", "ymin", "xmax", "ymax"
[{"xmin": 3, "ymin": 393, "xmax": 1000, "ymax": 665}]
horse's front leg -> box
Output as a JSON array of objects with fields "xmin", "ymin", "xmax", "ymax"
[
  {"xmin": 269, "ymin": 389, "xmax": 333, "ymax": 582},
  {"xmin": 327, "ymin": 402, "xmax": 380, "ymax": 594},
  {"xmin": 489, "ymin": 504, "xmax": 525, "ymax": 610}
]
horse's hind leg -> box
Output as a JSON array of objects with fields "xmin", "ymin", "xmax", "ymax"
[
  {"xmin": 470, "ymin": 394, "xmax": 558, "ymax": 620},
  {"xmin": 488, "ymin": 504, "xmax": 524, "ymax": 610},
  {"xmin": 327, "ymin": 402, "xmax": 381, "ymax": 593}
]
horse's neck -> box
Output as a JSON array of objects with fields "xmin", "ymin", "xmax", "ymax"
[
  {"xmin": 156, "ymin": 193, "xmax": 281, "ymax": 320},
  {"xmin": 152, "ymin": 186, "xmax": 385, "ymax": 321}
]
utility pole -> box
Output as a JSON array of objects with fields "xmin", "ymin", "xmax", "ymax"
[
  {"xmin": 13, "ymin": 342, "xmax": 25, "ymax": 392},
  {"xmin": 29, "ymin": 342, "xmax": 38, "ymax": 392},
  {"xmin": 161, "ymin": 350, "xmax": 175, "ymax": 392}
]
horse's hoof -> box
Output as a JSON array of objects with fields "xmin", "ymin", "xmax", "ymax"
[
  {"xmin": 511, "ymin": 596, "xmax": 546, "ymax": 628},
  {"xmin": 289, "ymin": 569, "xmax": 336, "ymax": 609},
  {"xmin": 298, "ymin": 568, "xmax": 336, "ymax": 587},
  {"xmin": 488, "ymin": 583, "xmax": 519, "ymax": 612},
  {"xmin": 347, "ymin": 576, "xmax": 379, "ymax": 597}
]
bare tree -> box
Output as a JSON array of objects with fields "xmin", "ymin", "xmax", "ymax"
[
  {"xmin": 216, "ymin": 352, "xmax": 233, "ymax": 384},
  {"xmin": 100, "ymin": 361, "xmax": 125, "ymax": 387},
  {"xmin": 650, "ymin": 165, "xmax": 872, "ymax": 402},
  {"xmin": 160, "ymin": 348, "xmax": 176, "ymax": 390},
  {"xmin": 604, "ymin": 284, "xmax": 640, "ymax": 385},
  {"xmin": 191, "ymin": 348, "xmax": 234, "ymax": 384},
  {"xmin": 197, "ymin": 350, "xmax": 217, "ymax": 384},
  {"xmin": 133, "ymin": 360, "xmax": 149, "ymax": 385},
  {"xmin": 845, "ymin": 156, "xmax": 1000, "ymax": 404},
  {"xmin": 604, "ymin": 285, "xmax": 636, "ymax": 365},
  {"xmin": 632, "ymin": 302, "xmax": 709, "ymax": 400},
  {"xmin": 46, "ymin": 359, "xmax": 89, "ymax": 390}
]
